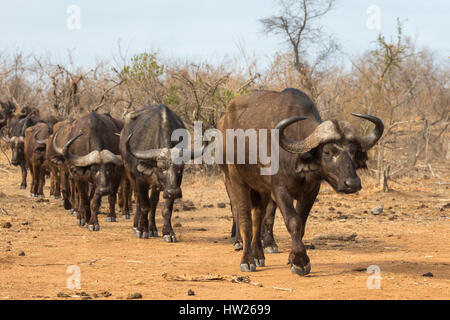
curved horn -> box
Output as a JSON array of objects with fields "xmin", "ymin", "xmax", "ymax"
[
  {"xmin": 34, "ymin": 129, "xmax": 48, "ymax": 145},
  {"xmin": 275, "ymin": 117, "xmax": 343, "ymax": 154},
  {"xmin": 274, "ymin": 116, "xmax": 308, "ymax": 154},
  {"xmin": 62, "ymin": 133, "xmax": 102, "ymax": 167},
  {"xmin": 51, "ymin": 131, "xmax": 64, "ymax": 155},
  {"xmin": 351, "ymin": 113, "xmax": 384, "ymax": 151},
  {"xmin": 100, "ymin": 150, "xmax": 123, "ymax": 166},
  {"xmin": 125, "ymin": 131, "xmax": 165, "ymax": 161}
]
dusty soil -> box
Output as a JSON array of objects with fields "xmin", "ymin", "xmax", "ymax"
[{"xmin": 0, "ymin": 152, "xmax": 449, "ymax": 300}]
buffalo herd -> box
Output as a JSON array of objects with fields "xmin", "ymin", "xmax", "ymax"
[{"xmin": 0, "ymin": 88, "xmax": 383, "ymax": 276}]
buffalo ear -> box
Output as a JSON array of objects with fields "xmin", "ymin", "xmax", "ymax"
[
  {"xmin": 295, "ymin": 152, "xmax": 320, "ymax": 176},
  {"xmin": 355, "ymin": 151, "xmax": 368, "ymax": 169}
]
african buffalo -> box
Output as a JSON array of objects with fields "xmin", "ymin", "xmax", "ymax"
[
  {"xmin": 218, "ymin": 88, "xmax": 383, "ymax": 275},
  {"xmin": 2, "ymin": 115, "xmax": 44, "ymax": 189},
  {"xmin": 119, "ymin": 104, "xmax": 205, "ymax": 241},
  {"xmin": 52, "ymin": 112, "xmax": 124, "ymax": 231},
  {"xmin": 24, "ymin": 123, "xmax": 52, "ymax": 197},
  {"xmin": 46, "ymin": 119, "xmax": 76, "ymax": 207},
  {"xmin": 0, "ymin": 101, "xmax": 17, "ymax": 130}
]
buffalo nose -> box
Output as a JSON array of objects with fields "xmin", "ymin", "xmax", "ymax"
[{"xmin": 344, "ymin": 177, "xmax": 361, "ymax": 191}]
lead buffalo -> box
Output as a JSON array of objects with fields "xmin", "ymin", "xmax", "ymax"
[
  {"xmin": 120, "ymin": 104, "xmax": 205, "ymax": 241},
  {"xmin": 218, "ymin": 88, "xmax": 383, "ymax": 275},
  {"xmin": 52, "ymin": 112, "xmax": 124, "ymax": 231}
]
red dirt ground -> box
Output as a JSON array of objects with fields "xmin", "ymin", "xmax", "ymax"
[{"xmin": 0, "ymin": 152, "xmax": 449, "ymax": 300}]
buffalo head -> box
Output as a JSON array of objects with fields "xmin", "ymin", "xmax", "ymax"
[
  {"xmin": 53, "ymin": 132, "xmax": 123, "ymax": 196},
  {"xmin": 276, "ymin": 113, "xmax": 383, "ymax": 194},
  {"xmin": 2, "ymin": 135, "xmax": 24, "ymax": 166},
  {"xmin": 125, "ymin": 131, "xmax": 197, "ymax": 199}
]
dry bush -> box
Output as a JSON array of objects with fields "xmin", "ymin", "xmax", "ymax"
[{"xmin": 0, "ymin": 19, "xmax": 448, "ymax": 188}]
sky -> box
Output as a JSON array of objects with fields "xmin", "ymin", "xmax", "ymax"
[{"xmin": 0, "ymin": 0, "xmax": 448, "ymax": 68}]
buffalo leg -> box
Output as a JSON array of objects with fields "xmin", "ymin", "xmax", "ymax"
[
  {"xmin": 53, "ymin": 168, "xmax": 61, "ymax": 199},
  {"xmin": 106, "ymin": 194, "xmax": 117, "ymax": 222},
  {"xmin": 73, "ymin": 181, "xmax": 81, "ymax": 217},
  {"xmin": 60, "ymin": 168, "xmax": 72, "ymax": 210},
  {"xmin": 273, "ymin": 187, "xmax": 310, "ymax": 276},
  {"xmin": 49, "ymin": 167, "xmax": 56, "ymax": 198},
  {"xmin": 75, "ymin": 181, "xmax": 90, "ymax": 227},
  {"xmin": 250, "ymin": 190, "xmax": 268, "ymax": 267},
  {"xmin": 161, "ymin": 197, "xmax": 176, "ymax": 242},
  {"xmin": 118, "ymin": 177, "xmax": 131, "ymax": 219},
  {"xmin": 106, "ymin": 177, "xmax": 121, "ymax": 222},
  {"xmin": 88, "ymin": 192, "xmax": 101, "ymax": 231},
  {"xmin": 147, "ymin": 188, "xmax": 159, "ymax": 237},
  {"xmin": 19, "ymin": 163, "xmax": 27, "ymax": 189},
  {"xmin": 29, "ymin": 165, "xmax": 36, "ymax": 196},
  {"xmin": 37, "ymin": 165, "xmax": 46, "ymax": 197},
  {"xmin": 296, "ymin": 186, "xmax": 319, "ymax": 239},
  {"xmin": 134, "ymin": 181, "xmax": 150, "ymax": 239},
  {"xmin": 224, "ymin": 175, "xmax": 243, "ymax": 250},
  {"xmin": 227, "ymin": 174, "xmax": 254, "ymax": 272},
  {"xmin": 262, "ymin": 200, "xmax": 278, "ymax": 253}
]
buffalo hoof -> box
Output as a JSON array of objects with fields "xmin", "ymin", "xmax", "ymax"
[
  {"xmin": 72, "ymin": 211, "xmax": 78, "ymax": 217},
  {"xmin": 54, "ymin": 195, "xmax": 61, "ymax": 200},
  {"xmin": 134, "ymin": 229, "xmax": 149, "ymax": 239},
  {"xmin": 87, "ymin": 224, "xmax": 100, "ymax": 231},
  {"xmin": 162, "ymin": 234, "xmax": 177, "ymax": 243},
  {"xmin": 122, "ymin": 214, "xmax": 131, "ymax": 220},
  {"xmin": 234, "ymin": 242, "xmax": 243, "ymax": 251},
  {"xmin": 240, "ymin": 263, "xmax": 256, "ymax": 272},
  {"xmin": 254, "ymin": 258, "xmax": 265, "ymax": 267},
  {"xmin": 67, "ymin": 210, "xmax": 73, "ymax": 215},
  {"xmin": 290, "ymin": 262, "xmax": 311, "ymax": 276},
  {"xmin": 148, "ymin": 230, "xmax": 158, "ymax": 237},
  {"xmin": 264, "ymin": 246, "xmax": 279, "ymax": 254},
  {"xmin": 77, "ymin": 219, "xmax": 86, "ymax": 227},
  {"xmin": 30, "ymin": 193, "xmax": 36, "ymax": 198},
  {"xmin": 20, "ymin": 185, "xmax": 26, "ymax": 190},
  {"xmin": 106, "ymin": 216, "xmax": 116, "ymax": 222}
]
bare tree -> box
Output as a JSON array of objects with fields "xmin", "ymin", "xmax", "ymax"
[{"xmin": 260, "ymin": 0, "xmax": 338, "ymax": 100}]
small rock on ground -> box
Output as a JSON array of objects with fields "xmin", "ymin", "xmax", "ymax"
[
  {"xmin": 1, "ymin": 222, "xmax": 12, "ymax": 228},
  {"xmin": 127, "ymin": 293, "xmax": 143, "ymax": 299}
]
